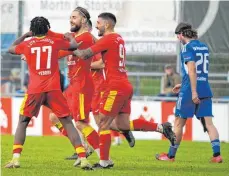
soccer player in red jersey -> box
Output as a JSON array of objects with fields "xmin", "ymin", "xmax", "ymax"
[
  {"xmin": 47, "ymin": 7, "xmax": 101, "ymax": 162},
  {"xmin": 72, "ymin": 12, "xmax": 176, "ymax": 168},
  {"xmin": 4, "ymin": 17, "xmax": 92, "ymax": 170},
  {"xmin": 87, "ymin": 19, "xmax": 135, "ymax": 148}
]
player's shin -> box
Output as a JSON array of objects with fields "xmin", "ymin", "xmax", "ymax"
[
  {"xmin": 99, "ymin": 130, "xmax": 111, "ymax": 166},
  {"xmin": 81, "ymin": 124, "xmax": 100, "ymax": 157},
  {"xmin": 205, "ymin": 118, "xmax": 221, "ymax": 157},
  {"xmin": 167, "ymin": 117, "xmax": 184, "ymax": 158},
  {"xmin": 59, "ymin": 117, "xmax": 86, "ymax": 158},
  {"xmin": 13, "ymin": 115, "xmax": 31, "ymax": 159},
  {"xmin": 49, "ymin": 113, "xmax": 68, "ymax": 136},
  {"xmin": 5, "ymin": 115, "xmax": 30, "ymax": 168}
]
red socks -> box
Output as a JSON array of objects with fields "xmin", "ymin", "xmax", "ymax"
[
  {"xmin": 130, "ymin": 118, "xmax": 158, "ymax": 131},
  {"xmin": 99, "ymin": 130, "xmax": 111, "ymax": 160}
]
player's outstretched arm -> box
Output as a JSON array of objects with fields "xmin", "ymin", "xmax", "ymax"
[
  {"xmin": 73, "ymin": 36, "xmax": 108, "ymax": 59},
  {"xmin": 64, "ymin": 33, "xmax": 82, "ymax": 50},
  {"xmin": 47, "ymin": 30, "xmax": 64, "ymax": 39},
  {"xmin": 73, "ymin": 48, "xmax": 94, "ymax": 60},
  {"xmin": 8, "ymin": 32, "xmax": 32, "ymax": 54}
]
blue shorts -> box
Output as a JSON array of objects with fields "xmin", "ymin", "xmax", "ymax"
[{"xmin": 175, "ymin": 93, "xmax": 213, "ymax": 118}]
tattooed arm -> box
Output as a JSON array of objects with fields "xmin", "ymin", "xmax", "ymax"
[{"xmin": 73, "ymin": 48, "xmax": 94, "ymax": 60}]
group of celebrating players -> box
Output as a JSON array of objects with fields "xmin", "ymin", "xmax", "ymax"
[{"xmin": 5, "ymin": 6, "xmax": 222, "ymax": 170}]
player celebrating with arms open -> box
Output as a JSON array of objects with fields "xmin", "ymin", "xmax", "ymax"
[
  {"xmin": 156, "ymin": 23, "xmax": 223, "ymax": 163},
  {"xmin": 72, "ymin": 12, "xmax": 176, "ymax": 168},
  {"xmin": 5, "ymin": 16, "xmax": 93, "ymax": 170}
]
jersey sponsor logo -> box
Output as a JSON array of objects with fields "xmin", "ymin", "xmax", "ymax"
[
  {"xmin": 176, "ymin": 96, "xmax": 182, "ymax": 110},
  {"xmin": 38, "ymin": 70, "xmax": 51, "ymax": 75},
  {"xmin": 192, "ymin": 46, "xmax": 208, "ymax": 51},
  {"xmin": 197, "ymin": 77, "xmax": 207, "ymax": 81},
  {"xmin": 67, "ymin": 60, "xmax": 76, "ymax": 65}
]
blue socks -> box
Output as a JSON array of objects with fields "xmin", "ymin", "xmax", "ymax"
[
  {"xmin": 168, "ymin": 144, "xmax": 180, "ymax": 158},
  {"xmin": 211, "ymin": 139, "xmax": 221, "ymax": 157}
]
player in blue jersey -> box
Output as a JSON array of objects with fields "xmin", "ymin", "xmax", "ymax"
[{"xmin": 155, "ymin": 22, "xmax": 223, "ymax": 163}]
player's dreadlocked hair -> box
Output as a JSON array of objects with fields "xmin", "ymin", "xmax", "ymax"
[
  {"xmin": 175, "ymin": 22, "xmax": 198, "ymax": 39},
  {"xmin": 30, "ymin": 16, "xmax": 50, "ymax": 36}
]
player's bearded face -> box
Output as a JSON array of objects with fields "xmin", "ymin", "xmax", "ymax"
[
  {"xmin": 70, "ymin": 23, "xmax": 81, "ymax": 32},
  {"xmin": 70, "ymin": 11, "xmax": 82, "ymax": 32},
  {"xmin": 98, "ymin": 26, "xmax": 105, "ymax": 36},
  {"xmin": 96, "ymin": 18, "xmax": 106, "ymax": 36}
]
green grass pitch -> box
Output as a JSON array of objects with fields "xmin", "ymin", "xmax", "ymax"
[{"xmin": 1, "ymin": 135, "xmax": 229, "ymax": 176}]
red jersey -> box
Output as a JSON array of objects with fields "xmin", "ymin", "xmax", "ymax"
[
  {"xmin": 91, "ymin": 53, "xmax": 104, "ymax": 82},
  {"xmin": 90, "ymin": 33, "xmax": 128, "ymax": 83},
  {"xmin": 66, "ymin": 32, "xmax": 95, "ymax": 84},
  {"xmin": 15, "ymin": 36, "xmax": 70, "ymax": 94}
]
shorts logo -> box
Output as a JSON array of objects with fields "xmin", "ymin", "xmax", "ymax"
[{"xmin": 177, "ymin": 97, "xmax": 182, "ymax": 110}]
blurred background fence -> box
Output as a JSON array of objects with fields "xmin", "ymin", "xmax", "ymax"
[{"xmin": 1, "ymin": 0, "xmax": 229, "ymax": 99}]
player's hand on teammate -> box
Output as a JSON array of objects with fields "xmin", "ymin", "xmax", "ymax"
[
  {"xmin": 172, "ymin": 84, "xmax": 181, "ymax": 94},
  {"xmin": 63, "ymin": 32, "xmax": 74, "ymax": 40},
  {"xmin": 21, "ymin": 54, "xmax": 26, "ymax": 61},
  {"xmin": 24, "ymin": 31, "xmax": 33, "ymax": 38},
  {"xmin": 192, "ymin": 91, "xmax": 200, "ymax": 104}
]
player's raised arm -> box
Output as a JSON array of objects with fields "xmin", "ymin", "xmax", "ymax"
[
  {"xmin": 8, "ymin": 32, "xmax": 32, "ymax": 54},
  {"xmin": 64, "ymin": 32, "xmax": 82, "ymax": 50},
  {"xmin": 73, "ymin": 48, "xmax": 94, "ymax": 60}
]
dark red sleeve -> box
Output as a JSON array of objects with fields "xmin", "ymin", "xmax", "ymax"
[
  {"xmin": 90, "ymin": 36, "xmax": 110, "ymax": 54},
  {"xmin": 58, "ymin": 50, "xmax": 73, "ymax": 59},
  {"xmin": 15, "ymin": 41, "xmax": 26, "ymax": 54},
  {"xmin": 54, "ymin": 38, "xmax": 71, "ymax": 50},
  {"xmin": 47, "ymin": 30, "xmax": 64, "ymax": 39}
]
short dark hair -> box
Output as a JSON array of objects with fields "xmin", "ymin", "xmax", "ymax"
[
  {"xmin": 30, "ymin": 16, "xmax": 50, "ymax": 36},
  {"xmin": 74, "ymin": 6, "xmax": 90, "ymax": 20},
  {"xmin": 98, "ymin": 12, "xmax": 116, "ymax": 25},
  {"xmin": 175, "ymin": 22, "xmax": 198, "ymax": 38}
]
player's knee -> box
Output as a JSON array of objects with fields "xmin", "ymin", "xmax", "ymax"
[
  {"xmin": 19, "ymin": 115, "xmax": 31, "ymax": 127},
  {"xmin": 75, "ymin": 121, "xmax": 86, "ymax": 131},
  {"xmin": 49, "ymin": 113, "xmax": 59, "ymax": 124},
  {"xmin": 98, "ymin": 118, "xmax": 110, "ymax": 131},
  {"xmin": 174, "ymin": 117, "xmax": 186, "ymax": 129},
  {"xmin": 115, "ymin": 120, "xmax": 125, "ymax": 131},
  {"xmin": 204, "ymin": 118, "xmax": 215, "ymax": 130}
]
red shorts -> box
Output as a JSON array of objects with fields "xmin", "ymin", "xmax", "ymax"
[
  {"xmin": 99, "ymin": 81, "xmax": 133, "ymax": 117},
  {"xmin": 70, "ymin": 79, "xmax": 94, "ymax": 123},
  {"xmin": 20, "ymin": 90, "xmax": 70, "ymax": 118},
  {"xmin": 91, "ymin": 78, "xmax": 104, "ymax": 115},
  {"xmin": 63, "ymin": 86, "xmax": 73, "ymax": 116}
]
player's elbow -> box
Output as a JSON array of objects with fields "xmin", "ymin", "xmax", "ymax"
[
  {"xmin": 8, "ymin": 47, "xmax": 15, "ymax": 54},
  {"xmin": 188, "ymin": 68, "xmax": 196, "ymax": 76}
]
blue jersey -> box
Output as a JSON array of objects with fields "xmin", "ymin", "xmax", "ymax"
[{"xmin": 180, "ymin": 40, "xmax": 213, "ymax": 98}]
